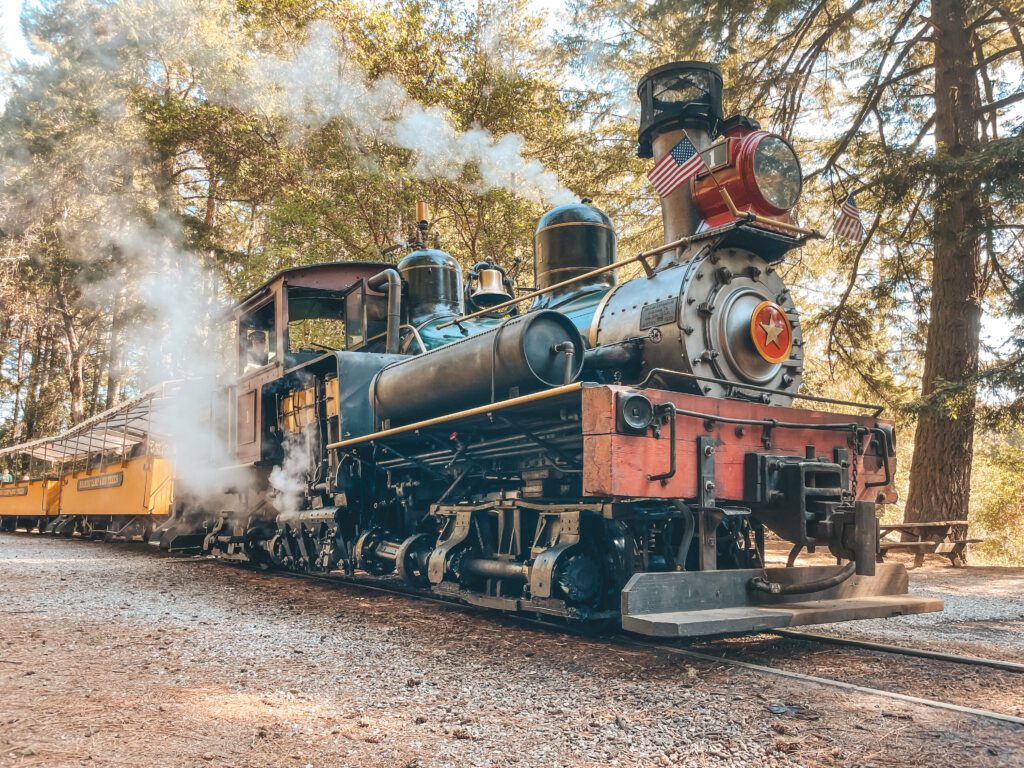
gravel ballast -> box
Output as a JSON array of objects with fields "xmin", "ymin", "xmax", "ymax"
[{"xmin": 1, "ymin": 533, "xmax": 1022, "ymax": 768}]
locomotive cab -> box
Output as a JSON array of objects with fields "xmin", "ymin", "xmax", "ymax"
[{"xmin": 228, "ymin": 262, "xmax": 390, "ymax": 466}]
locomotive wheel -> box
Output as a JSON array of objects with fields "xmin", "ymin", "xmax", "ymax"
[
  {"xmin": 353, "ymin": 529, "xmax": 395, "ymax": 576},
  {"xmin": 554, "ymin": 551, "xmax": 604, "ymax": 608},
  {"xmin": 395, "ymin": 533, "xmax": 434, "ymax": 587},
  {"xmin": 268, "ymin": 533, "xmax": 294, "ymax": 570}
]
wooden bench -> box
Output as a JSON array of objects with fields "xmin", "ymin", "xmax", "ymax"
[{"xmin": 878, "ymin": 520, "xmax": 981, "ymax": 568}]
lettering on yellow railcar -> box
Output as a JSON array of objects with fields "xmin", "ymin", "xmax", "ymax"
[
  {"xmin": 0, "ymin": 486, "xmax": 28, "ymax": 497},
  {"xmin": 77, "ymin": 472, "xmax": 124, "ymax": 491}
]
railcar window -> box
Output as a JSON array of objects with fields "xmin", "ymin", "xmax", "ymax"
[
  {"xmin": 286, "ymin": 288, "xmax": 347, "ymax": 353},
  {"xmin": 239, "ymin": 300, "xmax": 277, "ymax": 373}
]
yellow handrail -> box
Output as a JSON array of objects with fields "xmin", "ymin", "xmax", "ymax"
[{"xmin": 327, "ymin": 382, "xmax": 584, "ymax": 449}]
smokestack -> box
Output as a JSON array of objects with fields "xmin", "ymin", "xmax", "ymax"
[{"xmin": 637, "ymin": 62, "xmax": 724, "ymax": 265}]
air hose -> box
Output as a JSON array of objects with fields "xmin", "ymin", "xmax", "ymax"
[{"xmin": 748, "ymin": 561, "xmax": 856, "ymax": 595}]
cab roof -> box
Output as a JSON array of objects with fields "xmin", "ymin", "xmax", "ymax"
[{"xmin": 233, "ymin": 261, "xmax": 392, "ymax": 315}]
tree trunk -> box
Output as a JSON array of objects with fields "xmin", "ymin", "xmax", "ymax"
[
  {"xmin": 904, "ymin": 0, "xmax": 983, "ymax": 525},
  {"xmin": 56, "ymin": 297, "xmax": 87, "ymax": 425},
  {"xmin": 22, "ymin": 325, "xmax": 44, "ymax": 439},
  {"xmin": 9, "ymin": 322, "xmax": 27, "ymax": 443},
  {"xmin": 104, "ymin": 293, "xmax": 126, "ymax": 410}
]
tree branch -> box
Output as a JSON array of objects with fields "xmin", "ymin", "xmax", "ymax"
[{"xmin": 977, "ymin": 91, "xmax": 1024, "ymax": 114}]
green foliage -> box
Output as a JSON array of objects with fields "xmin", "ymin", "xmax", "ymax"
[
  {"xmin": 563, "ymin": 0, "xmax": 1024, "ymax": 415},
  {"xmin": 1, "ymin": 0, "xmax": 1021, "ymax": 558},
  {"xmin": 968, "ymin": 428, "xmax": 1024, "ymax": 565},
  {"xmin": 1, "ymin": 0, "xmax": 590, "ymax": 430}
]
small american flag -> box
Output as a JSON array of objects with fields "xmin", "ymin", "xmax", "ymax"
[
  {"xmin": 647, "ymin": 134, "xmax": 707, "ymax": 198},
  {"xmin": 834, "ymin": 195, "xmax": 865, "ymax": 241}
]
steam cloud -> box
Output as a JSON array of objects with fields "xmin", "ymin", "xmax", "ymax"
[
  {"xmin": 1, "ymin": 2, "xmax": 575, "ymax": 506},
  {"xmin": 233, "ymin": 22, "xmax": 576, "ymax": 206},
  {"xmin": 268, "ymin": 430, "xmax": 314, "ymax": 517}
]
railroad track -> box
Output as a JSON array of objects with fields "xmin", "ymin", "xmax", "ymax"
[
  {"xmin": 181, "ymin": 552, "xmax": 1024, "ymax": 729},
  {"xmin": 770, "ymin": 628, "xmax": 1024, "ymax": 674},
  {"xmin": 14, "ymin": 532, "xmax": 1024, "ymax": 729},
  {"xmin": 621, "ymin": 637, "xmax": 1024, "ymax": 728}
]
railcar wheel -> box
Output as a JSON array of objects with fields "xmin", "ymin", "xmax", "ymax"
[{"xmin": 395, "ymin": 533, "xmax": 434, "ymax": 587}]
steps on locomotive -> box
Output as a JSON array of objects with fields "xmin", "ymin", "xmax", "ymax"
[
  {"xmin": 620, "ymin": 563, "xmax": 943, "ymax": 637},
  {"xmin": 148, "ymin": 515, "xmax": 207, "ymax": 553}
]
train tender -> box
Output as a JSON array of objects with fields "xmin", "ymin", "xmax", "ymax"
[{"xmin": 1, "ymin": 62, "xmax": 942, "ymax": 636}]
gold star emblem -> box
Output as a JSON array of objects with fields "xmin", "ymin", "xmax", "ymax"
[{"xmin": 760, "ymin": 317, "xmax": 783, "ymax": 348}]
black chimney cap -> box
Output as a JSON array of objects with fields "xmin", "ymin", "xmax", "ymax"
[{"xmin": 636, "ymin": 61, "xmax": 724, "ymax": 158}]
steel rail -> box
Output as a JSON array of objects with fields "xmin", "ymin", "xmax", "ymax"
[
  {"xmin": 615, "ymin": 637, "xmax": 1024, "ymax": 727},
  {"xmin": 259, "ymin": 562, "xmax": 1024, "ymax": 727},
  {"xmin": 770, "ymin": 629, "xmax": 1024, "ymax": 674},
  {"xmin": 192, "ymin": 553, "xmax": 1024, "ymax": 727}
]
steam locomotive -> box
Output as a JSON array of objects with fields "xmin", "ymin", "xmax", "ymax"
[{"xmin": 3, "ymin": 62, "xmax": 942, "ymax": 636}]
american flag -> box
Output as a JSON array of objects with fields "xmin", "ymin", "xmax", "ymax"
[
  {"xmin": 834, "ymin": 195, "xmax": 865, "ymax": 241},
  {"xmin": 647, "ymin": 134, "xmax": 707, "ymax": 198}
]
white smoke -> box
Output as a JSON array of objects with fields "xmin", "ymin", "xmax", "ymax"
[
  {"xmin": 231, "ymin": 22, "xmax": 576, "ymax": 205},
  {"xmin": 268, "ymin": 430, "xmax": 312, "ymax": 517},
  {"xmin": 85, "ymin": 215, "xmax": 233, "ymax": 497},
  {"xmin": 2, "ymin": 1, "xmax": 575, "ymax": 502}
]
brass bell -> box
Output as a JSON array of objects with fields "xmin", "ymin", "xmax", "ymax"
[{"xmin": 470, "ymin": 267, "xmax": 514, "ymax": 307}]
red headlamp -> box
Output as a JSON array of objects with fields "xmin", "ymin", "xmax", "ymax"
[{"xmin": 692, "ymin": 126, "xmax": 803, "ymax": 230}]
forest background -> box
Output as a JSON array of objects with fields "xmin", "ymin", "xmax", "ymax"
[{"xmin": 0, "ymin": 0, "xmax": 1021, "ymax": 563}]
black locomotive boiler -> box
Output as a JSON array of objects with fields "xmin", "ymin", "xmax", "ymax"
[{"xmin": 150, "ymin": 62, "xmax": 940, "ymax": 636}]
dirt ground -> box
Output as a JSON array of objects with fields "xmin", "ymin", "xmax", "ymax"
[{"xmin": 1, "ymin": 534, "xmax": 1022, "ymax": 768}]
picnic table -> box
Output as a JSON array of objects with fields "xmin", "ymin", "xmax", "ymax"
[{"xmin": 878, "ymin": 520, "xmax": 980, "ymax": 568}]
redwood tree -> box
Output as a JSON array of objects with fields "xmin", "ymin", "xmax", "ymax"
[{"xmin": 904, "ymin": 0, "xmax": 986, "ymax": 524}]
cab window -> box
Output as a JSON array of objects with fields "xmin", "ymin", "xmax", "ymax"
[
  {"xmin": 289, "ymin": 317, "xmax": 346, "ymax": 352},
  {"xmin": 286, "ymin": 288, "xmax": 346, "ymax": 354},
  {"xmin": 239, "ymin": 300, "xmax": 277, "ymax": 373}
]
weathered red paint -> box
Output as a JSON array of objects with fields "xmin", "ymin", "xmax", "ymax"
[{"xmin": 582, "ymin": 385, "xmax": 895, "ymax": 503}]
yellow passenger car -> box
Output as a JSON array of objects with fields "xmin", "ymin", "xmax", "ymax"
[
  {"xmin": 0, "ymin": 479, "xmax": 60, "ymax": 532},
  {"xmin": 51, "ymin": 455, "xmax": 175, "ymax": 538},
  {"xmin": 0, "ymin": 384, "xmax": 179, "ymax": 540}
]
